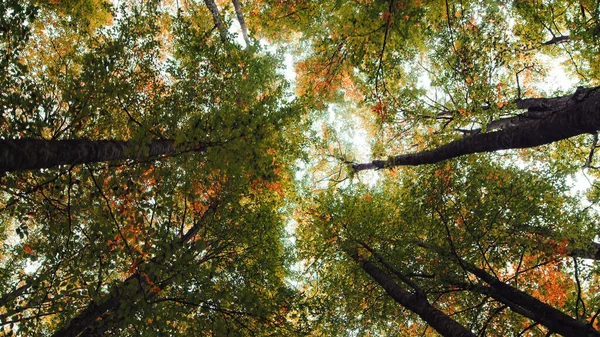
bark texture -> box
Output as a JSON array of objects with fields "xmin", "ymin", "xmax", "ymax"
[
  {"xmin": 0, "ymin": 139, "xmax": 209, "ymax": 173},
  {"xmin": 204, "ymin": 0, "xmax": 228, "ymax": 42},
  {"xmin": 462, "ymin": 110, "xmax": 553, "ymax": 135},
  {"xmin": 348, "ymin": 248, "xmax": 476, "ymax": 337},
  {"xmin": 354, "ymin": 86, "xmax": 600, "ymax": 171}
]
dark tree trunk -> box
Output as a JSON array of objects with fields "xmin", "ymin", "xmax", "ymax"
[
  {"xmin": 411, "ymin": 241, "xmax": 600, "ymax": 336},
  {"xmin": 570, "ymin": 242, "xmax": 600, "ymax": 260},
  {"xmin": 461, "ymin": 261, "xmax": 600, "ymax": 337},
  {"xmin": 0, "ymin": 138, "xmax": 208, "ymax": 173},
  {"xmin": 347, "ymin": 248, "xmax": 476, "ymax": 337},
  {"xmin": 354, "ymin": 86, "xmax": 600, "ymax": 171},
  {"xmin": 542, "ymin": 35, "xmax": 570, "ymax": 45},
  {"xmin": 51, "ymin": 275, "xmax": 142, "ymax": 337},
  {"xmin": 204, "ymin": 0, "xmax": 227, "ymax": 42}
]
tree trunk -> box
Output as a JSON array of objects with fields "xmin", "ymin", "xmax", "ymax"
[
  {"xmin": 354, "ymin": 86, "xmax": 600, "ymax": 171},
  {"xmin": 412, "ymin": 240, "xmax": 600, "ymax": 336},
  {"xmin": 0, "ymin": 138, "xmax": 209, "ymax": 173},
  {"xmin": 204, "ymin": 0, "xmax": 228, "ymax": 42},
  {"xmin": 462, "ymin": 261, "xmax": 600, "ymax": 337},
  {"xmin": 570, "ymin": 242, "xmax": 600, "ymax": 260},
  {"xmin": 232, "ymin": 0, "xmax": 251, "ymax": 46},
  {"xmin": 542, "ymin": 35, "xmax": 570, "ymax": 45},
  {"xmin": 50, "ymin": 275, "xmax": 141, "ymax": 337},
  {"xmin": 347, "ymin": 248, "xmax": 476, "ymax": 337}
]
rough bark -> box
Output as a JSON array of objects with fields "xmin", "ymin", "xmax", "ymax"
[
  {"xmin": 459, "ymin": 110, "xmax": 553, "ymax": 135},
  {"xmin": 204, "ymin": 0, "xmax": 227, "ymax": 42},
  {"xmin": 0, "ymin": 138, "xmax": 209, "ymax": 173},
  {"xmin": 231, "ymin": 0, "xmax": 251, "ymax": 46},
  {"xmin": 354, "ymin": 86, "xmax": 600, "ymax": 172},
  {"xmin": 347, "ymin": 248, "xmax": 476, "ymax": 337}
]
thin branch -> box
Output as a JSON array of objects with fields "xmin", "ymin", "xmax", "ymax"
[
  {"xmin": 573, "ymin": 257, "xmax": 586, "ymax": 320},
  {"xmin": 584, "ymin": 133, "xmax": 599, "ymax": 168},
  {"xmin": 518, "ymin": 322, "xmax": 540, "ymax": 336},
  {"xmin": 375, "ymin": 0, "xmax": 394, "ymax": 95}
]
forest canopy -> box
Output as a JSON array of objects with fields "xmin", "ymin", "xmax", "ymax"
[{"xmin": 1, "ymin": 0, "xmax": 600, "ymax": 336}]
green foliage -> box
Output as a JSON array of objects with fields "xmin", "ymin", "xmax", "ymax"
[
  {"xmin": 0, "ymin": 1, "xmax": 306, "ymax": 335},
  {"xmin": 1, "ymin": 0, "xmax": 600, "ymax": 336},
  {"xmin": 298, "ymin": 157, "xmax": 598, "ymax": 335}
]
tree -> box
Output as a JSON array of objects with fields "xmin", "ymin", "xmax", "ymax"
[
  {"xmin": 3, "ymin": 0, "xmax": 600, "ymax": 336},
  {"xmin": 298, "ymin": 159, "xmax": 600, "ymax": 336},
  {"xmin": 0, "ymin": 138, "xmax": 207, "ymax": 173},
  {"xmin": 353, "ymin": 87, "xmax": 600, "ymax": 171},
  {"xmin": 0, "ymin": 1, "xmax": 304, "ymax": 335}
]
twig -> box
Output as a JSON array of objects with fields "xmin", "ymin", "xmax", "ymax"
[{"xmin": 583, "ymin": 133, "xmax": 598, "ymax": 168}]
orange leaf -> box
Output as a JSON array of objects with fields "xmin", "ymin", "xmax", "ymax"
[
  {"xmin": 381, "ymin": 11, "xmax": 392, "ymax": 22},
  {"xmin": 24, "ymin": 245, "xmax": 34, "ymax": 255}
]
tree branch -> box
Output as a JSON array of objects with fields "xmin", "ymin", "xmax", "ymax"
[{"xmin": 354, "ymin": 87, "xmax": 600, "ymax": 172}]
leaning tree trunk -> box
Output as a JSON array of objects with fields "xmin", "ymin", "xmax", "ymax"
[
  {"xmin": 412, "ymin": 241, "xmax": 600, "ymax": 336},
  {"xmin": 354, "ymin": 86, "xmax": 600, "ymax": 171},
  {"xmin": 346, "ymin": 247, "xmax": 476, "ymax": 337},
  {"xmin": 204, "ymin": 0, "xmax": 227, "ymax": 42},
  {"xmin": 463, "ymin": 263, "xmax": 600, "ymax": 337},
  {"xmin": 0, "ymin": 138, "xmax": 209, "ymax": 173}
]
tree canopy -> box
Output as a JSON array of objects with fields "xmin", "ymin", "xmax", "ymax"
[{"xmin": 1, "ymin": 0, "xmax": 600, "ymax": 336}]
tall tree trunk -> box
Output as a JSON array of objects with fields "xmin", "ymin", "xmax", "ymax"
[
  {"xmin": 346, "ymin": 247, "xmax": 476, "ymax": 337},
  {"xmin": 0, "ymin": 138, "xmax": 209, "ymax": 173},
  {"xmin": 204, "ymin": 0, "xmax": 228, "ymax": 42},
  {"xmin": 232, "ymin": 0, "xmax": 251, "ymax": 46},
  {"xmin": 462, "ymin": 262, "xmax": 600, "ymax": 337},
  {"xmin": 411, "ymin": 241, "xmax": 600, "ymax": 336},
  {"xmin": 354, "ymin": 86, "xmax": 600, "ymax": 172}
]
